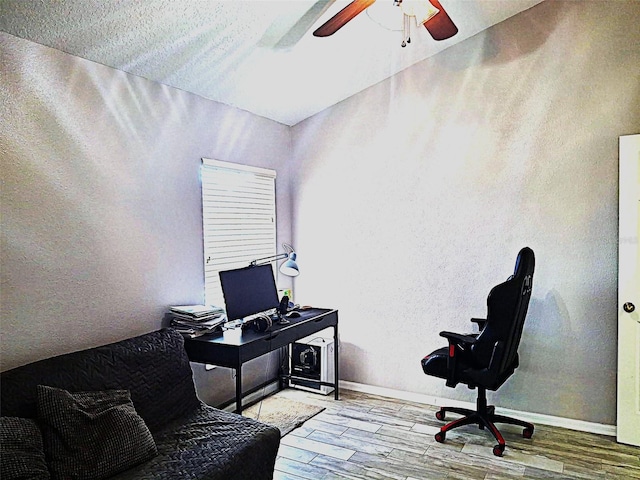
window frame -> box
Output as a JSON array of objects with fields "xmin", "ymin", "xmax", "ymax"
[{"xmin": 201, "ymin": 158, "xmax": 277, "ymax": 308}]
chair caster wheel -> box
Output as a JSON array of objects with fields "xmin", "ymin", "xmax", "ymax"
[
  {"xmin": 523, "ymin": 427, "xmax": 534, "ymax": 439},
  {"xmin": 434, "ymin": 431, "xmax": 446, "ymax": 443},
  {"xmin": 435, "ymin": 410, "xmax": 445, "ymax": 421},
  {"xmin": 493, "ymin": 444, "xmax": 505, "ymax": 457}
]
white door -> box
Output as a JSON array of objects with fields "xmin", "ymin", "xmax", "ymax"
[{"xmin": 617, "ymin": 134, "xmax": 640, "ymax": 446}]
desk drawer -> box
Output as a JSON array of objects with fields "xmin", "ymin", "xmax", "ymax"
[
  {"xmin": 184, "ymin": 341, "xmax": 237, "ymax": 368},
  {"xmin": 290, "ymin": 317, "xmax": 336, "ymax": 341},
  {"xmin": 240, "ymin": 312, "xmax": 337, "ymax": 362},
  {"xmin": 239, "ymin": 328, "xmax": 299, "ymax": 361}
]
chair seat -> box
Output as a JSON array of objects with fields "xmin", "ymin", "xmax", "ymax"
[
  {"xmin": 422, "ymin": 347, "xmax": 519, "ymax": 391},
  {"xmin": 421, "ymin": 347, "xmax": 449, "ymax": 379}
]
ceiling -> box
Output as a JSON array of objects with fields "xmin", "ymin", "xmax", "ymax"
[{"xmin": 0, "ymin": 0, "xmax": 544, "ymax": 125}]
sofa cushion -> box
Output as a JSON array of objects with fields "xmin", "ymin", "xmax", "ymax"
[
  {"xmin": 0, "ymin": 329, "xmax": 200, "ymax": 433},
  {"xmin": 109, "ymin": 404, "xmax": 281, "ymax": 480},
  {"xmin": 37, "ymin": 385, "xmax": 157, "ymax": 480},
  {"xmin": 0, "ymin": 416, "xmax": 50, "ymax": 480}
]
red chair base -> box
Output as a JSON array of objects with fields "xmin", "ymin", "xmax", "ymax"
[{"xmin": 433, "ymin": 387, "xmax": 534, "ymax": 456}]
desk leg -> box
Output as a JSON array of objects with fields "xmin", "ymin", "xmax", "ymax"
[
  {"xmin": 236, "ymin": 364, "xmax": 243, "ymax": 414},
  {"xmin": 334, "ymin": 324, "xmax": 339, "ymax": 401}
]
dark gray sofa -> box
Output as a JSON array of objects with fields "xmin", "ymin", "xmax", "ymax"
[{"xmin": 0, "ymin": 328, "xmax": 280, "ymax": 479}]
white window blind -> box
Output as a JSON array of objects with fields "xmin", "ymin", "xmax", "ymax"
[{"xmin": 201, "ymin": 159, "xmax": 277, "ymax": 308}]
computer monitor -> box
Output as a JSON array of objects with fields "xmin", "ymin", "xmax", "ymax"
[{"xmin": 219, "ymin": 264, "xmax": 280, "ymax": 321}]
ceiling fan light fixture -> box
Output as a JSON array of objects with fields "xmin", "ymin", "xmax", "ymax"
[
  {"xmin": 402, "ymin": 1, "xmax": 440, "ymax": 26},
  {"xmin": 315, "ymin": 0, "xmax": 457, "ymax": 43}
]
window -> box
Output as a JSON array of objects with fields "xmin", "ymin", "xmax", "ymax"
[{"xmin": 201, "ymin": 158, "xmax": 276, "ymax": 308}]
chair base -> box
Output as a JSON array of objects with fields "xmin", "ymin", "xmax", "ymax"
[{"xmin": 433, "ymin": 387, "xmax": 534, "ymax": 456}]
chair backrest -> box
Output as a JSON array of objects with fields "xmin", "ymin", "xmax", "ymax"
[{"xmin": 470, "ymin": 247, "xmax": 535, "ymax": 377}]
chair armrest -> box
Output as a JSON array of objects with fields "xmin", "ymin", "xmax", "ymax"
[
  {"xmin": 439, "ymin": 332, "xmax": 477, "ymax": 387},
  {"xmin": 439, "ymin": 331, "xmax": 477, "ymax": 346},
  {"xmin": 470, "ymin": 318, "xmax": 487, "ymax": 330}
]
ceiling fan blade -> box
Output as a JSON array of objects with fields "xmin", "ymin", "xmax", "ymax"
[
  {"xmin": 260, "ymin": 1, "xmax": 337, "ymax": 49},
  {"xmin": 276, "ymin": 0, "xmax": 336, "ymax": 47},
  {"xmin": 423, "ymin": 0, "xmax": 458, "ymax": 41},
  {"xmin": 313, "ymin": 0, "xmax": 377, "ymax": 37}
]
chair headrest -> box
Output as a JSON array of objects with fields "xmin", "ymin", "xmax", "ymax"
[{"xmin": 513, "ymin": 247, "xmax": 535, "ymax": 278}]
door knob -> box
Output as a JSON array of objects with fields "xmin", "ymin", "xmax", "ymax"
[{"xmin": 623, "ymin": 302, "xmax": 636, "ymax": 313}]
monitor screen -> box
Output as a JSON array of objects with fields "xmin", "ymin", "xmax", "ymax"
[{"xmin": 219, "ymin": 264, "xmax": 280, "ymax": 321}]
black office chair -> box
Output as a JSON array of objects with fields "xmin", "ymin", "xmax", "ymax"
[{"xmin": 421, "ymin": 247, "xmax": 535, "ymax": 456}]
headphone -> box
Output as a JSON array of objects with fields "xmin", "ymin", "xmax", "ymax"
[{"xmin": 252, "ymin": 313, "xmax": 273, "ymax": 333}]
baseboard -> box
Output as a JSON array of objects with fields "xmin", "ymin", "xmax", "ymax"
[{"xmin": 340, "ymin": 381, "xmax": 617, "ymax": 437}]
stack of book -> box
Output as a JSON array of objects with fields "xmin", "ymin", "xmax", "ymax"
[{"xmin": 169, "ymin": 305, "xmax": 226, "ymax": 338}]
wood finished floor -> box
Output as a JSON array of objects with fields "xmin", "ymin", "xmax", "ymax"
[{"xmin": 271, "ymin": 389, "xmax": 640, "ymax": 480}]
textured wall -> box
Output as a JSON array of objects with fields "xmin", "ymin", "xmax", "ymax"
[
  {"xmin": 290, "ymin": 0, "xmax": 640, "ymax": 425},
  {"xmin": 2, "ymin": 0, "xmax": 640, "ymax": 426},
  {"xmin": 0, "ymin": 32, "xmax": 292, "ymax": 406}
]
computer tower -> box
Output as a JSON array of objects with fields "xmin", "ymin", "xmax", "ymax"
[{"xmin": 289, "ymin": 333, "xmax": 335, "ymax": 395}]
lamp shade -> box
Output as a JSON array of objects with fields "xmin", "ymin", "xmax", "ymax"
[{"xmin": 279, "ymin": 252, "xmax": 299, "ymax": 277}]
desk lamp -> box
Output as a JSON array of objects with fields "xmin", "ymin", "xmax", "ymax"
[
  {"xmin": 249, "ymin": 243, "xmax": 299, "ymax": 325},
  {"xmin": 249, "ymin": 243, "xmax": 299, "ymax": 277}
]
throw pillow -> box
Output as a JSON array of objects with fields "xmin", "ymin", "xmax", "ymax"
[
  {"xmin": 37, "ymin": 385, "xmax": 157, "ymax": 480},
  {"xmin": 0, "ymin": 416, "xmax": 51, "ymax": 480}
]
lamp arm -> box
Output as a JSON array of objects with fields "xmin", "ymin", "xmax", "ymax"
[{"xmin": 250, "ymin": 252, "xmax": 289, "ymax": 267}]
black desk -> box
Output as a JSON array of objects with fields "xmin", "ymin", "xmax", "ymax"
[{"xmin": 184, "ymin": 308, "xmax": 338, "ymax": 413}]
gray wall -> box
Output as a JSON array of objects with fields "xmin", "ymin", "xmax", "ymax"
[
  {"xmin": 0, "ymin": 32, "xmax": 293, "ymax": 406},
  {"xmin": 2, "ymin": 0, "xmax": 639, "ymax": 427},
  {"xmin": 290, "ymin": 0, "xmax": 640, "ymax": 426}
]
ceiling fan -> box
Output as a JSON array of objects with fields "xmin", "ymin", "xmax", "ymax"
[{"xmin": 313, "ymin": 0, "xmax": 458, "ymax": 45}]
